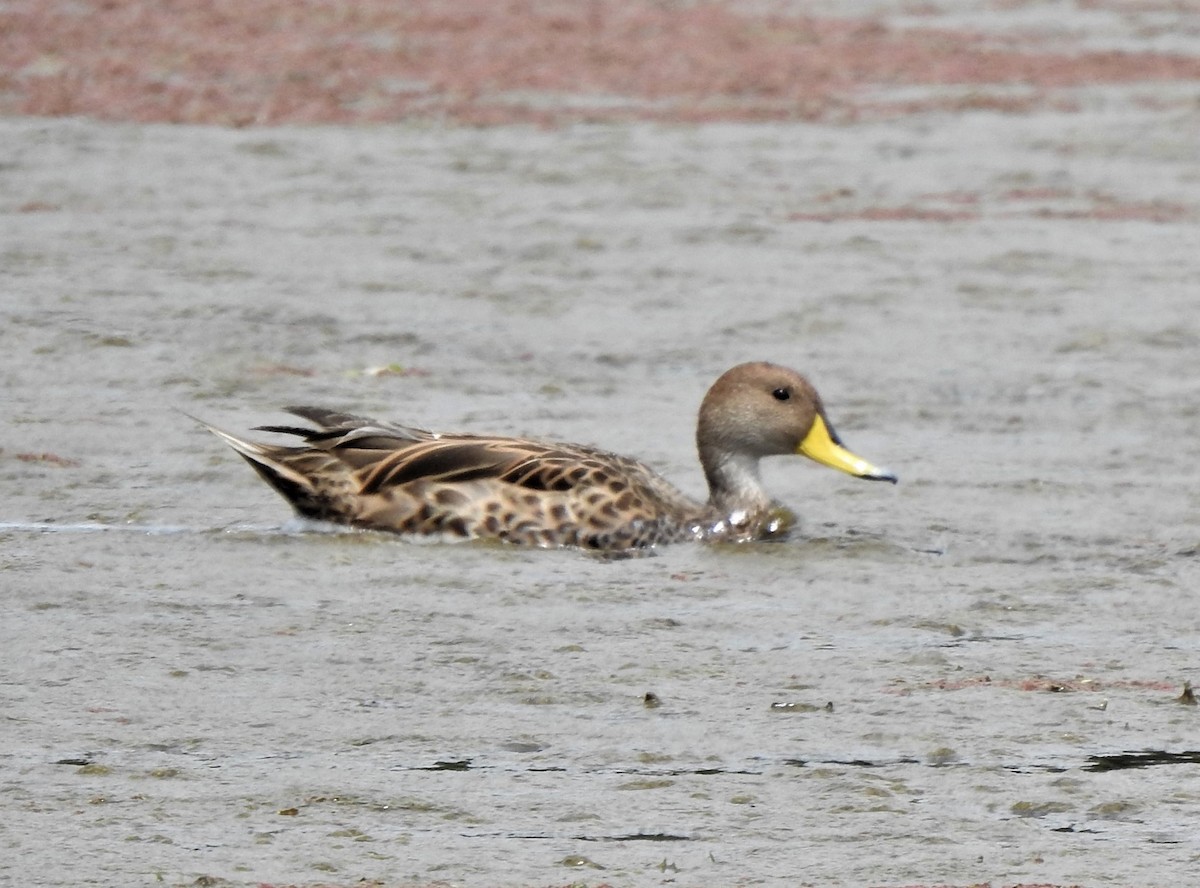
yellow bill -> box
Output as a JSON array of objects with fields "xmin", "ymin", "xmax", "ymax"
[{"xmin": 798, "ymin": 414, "xmax": 897, "ymax": 483}]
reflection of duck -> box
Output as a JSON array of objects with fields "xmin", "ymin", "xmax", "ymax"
[{"xmin": 201, "ymin": 362, "xmax": 896, "ymax": 550}]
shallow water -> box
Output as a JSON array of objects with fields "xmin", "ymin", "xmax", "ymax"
[{"xmin": 3, "ymin": 89, "xmax": 1200, "ymax": 887}]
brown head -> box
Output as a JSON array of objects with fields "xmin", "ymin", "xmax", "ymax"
[{"xmin": 696, "ymin": 362, "xmax": 896, "ymax": 512}]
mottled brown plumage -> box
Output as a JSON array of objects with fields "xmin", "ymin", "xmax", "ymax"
[{"xmin": 200, "ymin": 362, "xmax": 896, "ymax": 550}]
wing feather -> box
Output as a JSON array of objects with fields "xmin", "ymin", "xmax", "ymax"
[{"xmin": 361, "ymin": 440, "xmax": 519, "ymax": 492}]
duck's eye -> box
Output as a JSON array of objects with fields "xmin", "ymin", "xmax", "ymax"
[{"xmin": 772, "ymin": 388, "xmax": 790, "ymax": 401}]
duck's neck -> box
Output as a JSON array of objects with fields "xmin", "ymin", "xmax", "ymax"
[{"xmin": 700, "ymin": 448, "xmax": 773, "ymax": 517}]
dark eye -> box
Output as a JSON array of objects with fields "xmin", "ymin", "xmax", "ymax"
[{"xmin": 772, "ymin": 388, "xmax": 790, "ymax": 401}]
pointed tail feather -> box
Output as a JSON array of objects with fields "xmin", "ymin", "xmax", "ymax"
[{"xmin": 187, "ymin": 414, "xmax": 319, "ymax": 506}]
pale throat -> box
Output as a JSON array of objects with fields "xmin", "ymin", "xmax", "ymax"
[{"xmin": 703, "ymin": 449, "xmax": 773, "ymax": 515}]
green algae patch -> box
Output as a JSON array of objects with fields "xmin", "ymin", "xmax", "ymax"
[{"xmin": 1011, "ymin": 800, "xmax": 1073, "ymax": 818}]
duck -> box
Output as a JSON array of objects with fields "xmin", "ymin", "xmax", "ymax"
[{"xmin": 200, "ymin": 361, "xmax": 896, "ymax": 550}]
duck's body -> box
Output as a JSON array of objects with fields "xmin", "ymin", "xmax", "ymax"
[{"xmin": 202, "ymin": 362, "xmax": 896, "ymax": 550}]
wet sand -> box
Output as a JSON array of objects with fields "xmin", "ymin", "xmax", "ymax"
[{"xmin": 4, "ymin": 4, "xmax": 1200, "ymax": 888}]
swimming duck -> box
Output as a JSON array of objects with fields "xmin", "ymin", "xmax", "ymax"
[{"xmin": 201, "ymin": 362, "xmax": 896, "ymax": 550}]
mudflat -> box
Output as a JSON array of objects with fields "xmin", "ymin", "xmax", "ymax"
[{"xmin": 3, "ymin": 3, "xmax": 1199, "ymax": 887}]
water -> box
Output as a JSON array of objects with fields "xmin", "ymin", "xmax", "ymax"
[{"xmin": 2, "ymin": 104, "xmax": 1199, "ymax": 886}]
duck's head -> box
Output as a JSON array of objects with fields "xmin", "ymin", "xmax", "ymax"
[{"xmin": 696, "ymin": 361, "xmax": 896, "ymax": 511}]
